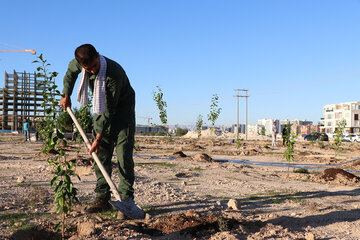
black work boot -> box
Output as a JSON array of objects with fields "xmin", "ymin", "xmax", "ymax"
[{"xmin": 85, "ymin": 196, "xmax": 112, "ymax": 213}]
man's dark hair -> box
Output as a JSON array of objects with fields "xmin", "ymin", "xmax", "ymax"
[{"xmin": 75, "ymin": 44, "xmax": 98, "ymax": 65}]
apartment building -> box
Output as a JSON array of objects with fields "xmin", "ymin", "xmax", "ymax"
[
  {"xmin": 321, "ymin": 101, "xmax": 360, "ymax": 134},
  {"xmin": 258, "ymin": 119, "xmax": 279, "ymax": 136}
]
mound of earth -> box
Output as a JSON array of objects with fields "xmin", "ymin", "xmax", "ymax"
[
  {"xmin": 192, "ymin": 153, "xmax": 213, "ymax": 162},
  {"xmin": 173, "ymin": 151, "xmax": 187, "ymax": 157},
  {"xmin": 320, "ymin": 168, "xmax": 360, "ymax": 184},
  {"xmin": 240, "ymin": 148, "xmax": 259, "ymax": 156}
]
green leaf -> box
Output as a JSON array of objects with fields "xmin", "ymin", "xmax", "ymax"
[
  {"xmin": 65, "ymin": 175, "xmax": 70, "ymax": 183},
  {"xmin": 50, "ymin": 176, "xmax": 59, "ymax": 186},
  {"xmin": 59, "ymin": 196, "xmax": 64, "ymax": 207},
  {"xmin": 56, "ymin": 205, "xmax": 62, "ymax": 214},
  {"xmin": 54, "ymin": 223, "xmax": 61, "ymax": 232}
]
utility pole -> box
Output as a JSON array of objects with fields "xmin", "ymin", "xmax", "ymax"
[
  {"xmin": 233, "ymin": 89, "xmax": 241, "ymax": 139},
  {"xmin": 240, "ymin": 89, "xmax": 250, "ymax": 140}
]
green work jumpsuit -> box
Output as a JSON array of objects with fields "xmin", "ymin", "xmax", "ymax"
[{"xmin": 63, "ymin": 57, "xmax": 136, "ymax": 201}]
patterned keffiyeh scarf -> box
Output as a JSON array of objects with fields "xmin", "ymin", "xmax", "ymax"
[{"xmin": 77, "ymin": 55, "xmax": 107, "ymax": 115}]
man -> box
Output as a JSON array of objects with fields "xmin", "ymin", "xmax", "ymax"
[
  {"xmin": 60, "ymin": 44, "xmax": 144, "ymax": 218},
  {"xmin": 271, "ymin": 121, "xmax": 278, "ymax": 147},
  {"xmin": 23, "ymin": 119, "xmax": 30, "ymax": 141}
]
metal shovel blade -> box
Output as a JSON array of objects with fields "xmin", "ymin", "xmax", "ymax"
[{"xmin": 109, "ymin": 200, "xmax": 146, "ymax": 219}]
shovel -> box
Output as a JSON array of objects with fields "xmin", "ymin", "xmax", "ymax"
[{"xmin": 66, "ymin": 107, "xmax": 145, "ymax": 219}]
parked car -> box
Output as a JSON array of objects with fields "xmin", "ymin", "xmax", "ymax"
[
  {"xmin": 304, "ymin": 132, "xmax": 329, "ymax": 141},
  {"xmin": 343, "ymin": 134, "xmax": 360, "ymax": 142}
]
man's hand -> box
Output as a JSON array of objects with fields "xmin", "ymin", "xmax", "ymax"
[
  {"xmin": 89, "ymin": 134, "xmax": 102, "ymax": 155},
  {"xmin": 60, "ymin": 94, "xmax": 71, "ymax": 110}
]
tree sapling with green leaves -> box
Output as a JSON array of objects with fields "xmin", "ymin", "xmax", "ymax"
[
  {"xmin": 207, "ymin": 94, "xmax": 222, "ymax": 133},
  {"xmin": 34, "ymin": 54, "xmax": 79, "ymax": 239},
  {"xmin": 196, "ymin": 114, "xmax": 203, "ymax": 139},
  {"xmin": 152, "ymin": 85, "xmax": 168, "ymax": 134},
  {"xmin": 333, "ymin": 119, "xmax": 346, "ymax": 156},
  {"xmin": 283, "ymin": 124, "xmax": 295, "ymax": 177}
]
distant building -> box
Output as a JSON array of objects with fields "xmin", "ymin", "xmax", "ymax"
[
  {"xmin": 258, "ymin": 119, "xmax": 279, "ymax": 136},
  {"xmin": 135, "ymin": 125, "xmax": 167, "ymax": 134},
  {"xmin": 321, "ymin": 101, "xmax": 360, "ymax": 134},
  {"xmin": 231, "ymin": 124, "xmax": 246, "ymax": 134},
  {"xmin": 280, "ymin": 119, "xmax": 313, "ymax": 135},
  {"xmin": 247, "ymin": 124, "xmax": 259, "ymax": 135}
]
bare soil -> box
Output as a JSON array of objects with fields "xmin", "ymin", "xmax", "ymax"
[{"xmin": 2, "ymin": 133, "xmax": 360, "ymax": 239}]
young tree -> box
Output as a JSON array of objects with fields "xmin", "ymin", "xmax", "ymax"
[
  {"xmin": 260, "ymin": 127, "xmax": 266, "ymax": 136},
  {"xmin": 196, "ymin": 114, "xmax": 203, "ymax": 139},
  {"xmin": 34, "ymin": 54, "xmax": 79, "ymax": 239},
  {"xmin": 152, "ymin": 85, "xmax": 168, "ymax": 134},
  {"xmin": 333, "ymin": 119, "xmax": 346, "ymax": 156},
  {"xmin": 207, "ymin": 94, "xmax": 222, "ymax": 131},
  {"xmin": 175, "ymin": 127, "xmax": 188, "ymax": 136},
  {"xmin": 283, "ymin": 124, "xmax": 295, "ymax": 177}
]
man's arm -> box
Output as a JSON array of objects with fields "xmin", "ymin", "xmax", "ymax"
[{"xmin": 60, "ymin": 59, "xmax": 82, "ymax": 110}]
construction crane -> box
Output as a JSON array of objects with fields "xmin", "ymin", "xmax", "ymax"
[
  {"xmin": 0, "ymin": 42, "xmax": 36, "ymax": 55},
  {"xmin": 137, "ymin": 116, "xmax": 152, "ymax": 126}
]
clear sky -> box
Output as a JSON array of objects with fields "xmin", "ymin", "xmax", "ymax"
[{"xmin": 1, "ymin": 0, "xmax": 360, "ymax": 126}]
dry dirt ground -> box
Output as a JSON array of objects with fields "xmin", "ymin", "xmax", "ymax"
[{"xmin": 2, "ymin": 133, "xmax": 360, "ymax": 239}]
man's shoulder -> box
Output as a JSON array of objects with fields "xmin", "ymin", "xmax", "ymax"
[{"xmin": 104, "ymin": 57, "xmax": 126, "ymax": 78}]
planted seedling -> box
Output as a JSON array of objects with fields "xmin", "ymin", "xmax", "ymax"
[
  {"xmin": 196, "ymin": 114, "xmax": 203, "ymax": 139},
  {"xmin": 333, "ymin": 119, "xmax": 346, "ymax": 157},
  {"xmin": 153, "ymin": 85, "xmax": 168, "ymax": 136},
  {"xmin": 34, "ymin": 54, "xmax": 79, "ymax": 239},
  {"xmin": 283, "ymin": 124, "xmax": 295, "ymax": 177},
  {"xmin": 207, "ymin": 94, "xmax": 222, "ymax": 133}
]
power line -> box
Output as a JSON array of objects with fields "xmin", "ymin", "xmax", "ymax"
[
  {"xmin": 239, "ymin": 90, "xmax": 250, "ymax": 140},
  {"xmin": 233, "ymin": 89, "xmax": 249, "ymax": 139}
]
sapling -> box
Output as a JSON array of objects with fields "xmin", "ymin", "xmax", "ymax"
[
  {"xmin": 207, "ymin": 94, "xmax": 222, "ymax": 133},
  {"xmin": 260, "ymin": 127, "xmax": 266, "ymax": 136},
  {"xmin": 34, "ymin": 54, "xmax": 79, "ymax": 239},
  {"xmin": 152, "ymin": 85, "xmax": 168, "ymax": 135},
  {"xmin": 283, "ymin": 124, "xmax": 295, "ymax": 177},
  {"xmin": 333, "ymin": 119, "xmax": 346, "ymax": 156},
  {"xmin": 196, "ymin": 114, "xmax": 203, "ymax": 139}
]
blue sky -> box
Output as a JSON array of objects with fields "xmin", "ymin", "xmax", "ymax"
[{"xmin": 1, "ymin": 0, "xmax": 360, "ymax": 126}]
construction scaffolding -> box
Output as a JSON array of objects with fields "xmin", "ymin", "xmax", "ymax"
[{"xmin": 0, "ymin": 70, "xmax": 50, "ymax": 131}]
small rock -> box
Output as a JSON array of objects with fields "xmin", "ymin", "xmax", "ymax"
[
  {"xmin": 185, "ymin": 210, "xmax": 199, "ymax": 217},
  {"xmin": 14, "ymin": 222, "xmax": 22, "ymax": 227},
  {"xmin": 268, "ymin": 213, "xmax": 278, "ymax": 219},
  {"xmin": 17, "ymin": 176, "xmax": 25, "ymax": 183},
  {"xmin": 174, "ymin": 147, "xmax": 183, "ymax": 152},
  {"xmin": 181, "ymin": 181, "xmax": 187, "ymax": 186},
  {"xmin": 107, "ymin": 226, "xmax": 114, "ymax": 231},
  {"xmin": 77, "ymin": 220, "xmax": 96, "ymax": 236},
  {"xmin": 227, "ymin": 199, "xmax": 241, "ymax": 210},
  {"xmin": 291, "ymin": 212, "xmax": 297, "ymax": 216},
  {"xmin": 305, "ymin": 232, "xmax": 315, "ymax": 240},
  {"xmin": 145, "ymin": 213, "xmax": 151, "ymax": 221}
]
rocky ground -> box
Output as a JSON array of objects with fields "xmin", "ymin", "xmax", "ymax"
[{"xmin": 2, "ymin": 133, "xmax": 360, "ymax": 239}]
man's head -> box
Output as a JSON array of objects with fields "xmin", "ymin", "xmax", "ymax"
[{"xmin": 75, "ymin": 44, "xmax": 100, "ymax": 75}]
